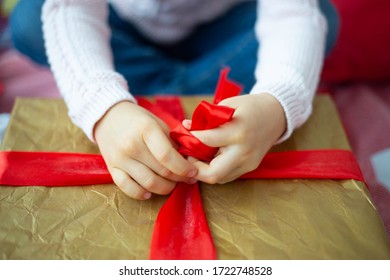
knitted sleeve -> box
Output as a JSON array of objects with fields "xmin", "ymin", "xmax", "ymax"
[
  {"xmin": 42, "ymin": 0, "xmax": 136, "ymax": 141},
  {"xmin": 250, "ymin": 0, "xmax": 327, "ymax": 142}
]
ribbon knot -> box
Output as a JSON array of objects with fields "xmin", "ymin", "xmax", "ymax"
[{"xmin": 170, "ymin": 101, "xmax": 235, "ymax": 162}]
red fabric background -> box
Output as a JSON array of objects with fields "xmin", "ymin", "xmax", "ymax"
[{"xmin": 322, "ymin": 0, "xmax": 390, "ymax": 82}]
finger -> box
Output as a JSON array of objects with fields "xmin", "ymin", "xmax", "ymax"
[
  {"xmin": 153, "ymin": 116, "xmax": 180, "ymax": 150},
  {"xmin": 187, "ymin": 156, "xmax": 198, "ymax": 164},
  {"xmin": 142, "ymin": 124, "xmax": 197, "ymax": 178},
  {"xmin": 110, "ymin": 167, "xmax": 151, "ymax": 200},
  {"xmin": 122, "ymin": 159, "xmax": 176, "ymax": 195},
  {"xmin": 154, "ymin": 117, "xmax": 171, "ymax": 135},
  {"xmin": 190, "ymin": 124, "xmax": 236, "ymax": 148},
  {"xmin": 182, "ymin": 119, "xmax": 192, "ymax": 130},
  {"xmin": 192, "ymin": 147, "xmax": 241, "ymax": 184},
  {"xmin": 129, "ymin": 141, "xmax": 196, "ymax": 183}
]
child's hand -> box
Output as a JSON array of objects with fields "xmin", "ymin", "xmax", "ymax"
[
  {"xmin": 94, "ymin": 101, "xmax": 197, "ymax": 200},
  {"xmin": 186, "ymin": 94, "xmax": 287, "ymax": 184}
]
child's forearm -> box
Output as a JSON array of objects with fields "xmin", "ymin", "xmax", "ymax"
[{"xmin": 42, "ymin": 0, "xmax": 135, "ymax": 141}]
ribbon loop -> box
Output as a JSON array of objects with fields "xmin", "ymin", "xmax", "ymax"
[{"xmin": 190, "ymin": 101, "xmax": 235, "ymax": 131}]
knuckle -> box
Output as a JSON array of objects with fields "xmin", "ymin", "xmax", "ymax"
[
  {"xmin": 142, "ymin": 176, "xmax": 158, "ymax": 190},
  {"xmin": 110, "ymin": 169, "xmax": 142, "ymax": 199},
  {"xmin": 156, "ymin": 147, "xmax": 172, "ymax": 164},
  {"xmin": 124, "ymin": 142, "xmax": 140, "ymax": 158},
  {"xmin": 232, "ymin": 129, "xmax": 247, "ymax": 143},
  {"xmin": 141, "ymin": 124, "xmax": 152, "ymax": 137},
  {"xmin": 111, "ymin": 170, "xmax": 127, "ymax": 188},
  {"xmin": 141, "ymin": 121, "xmax": 157, "ymax": 139},
  {"xmin": 159, "ymin": 167, "xmax": 173, "ymax": 178},
  {"xmin": 144, "ymin": 176, "xmax": 175, "ymax": 195}
]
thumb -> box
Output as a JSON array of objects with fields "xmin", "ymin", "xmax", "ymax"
[{"xmin": 190, "ymin": 127, "xmax": 229, "ymax": 148}]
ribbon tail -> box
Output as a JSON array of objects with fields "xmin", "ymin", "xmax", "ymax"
[
  {"xmin": 0, "ymin": 151, "xmax": 112, "ymax": 186},
  {"xmin": 240, "ymin": 150, "xmax": 365, "ymax": 182},
  {"xmin": 213, "ymin": 67, "xmax": 243, "ymax": 104},
  {"xmin": 149, "ymin": 182, "xmax": 216, "ymax": 260}
]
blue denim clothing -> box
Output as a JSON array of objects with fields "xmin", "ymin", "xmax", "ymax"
[{"xmin": 10, "ymin": 0, "xmax": 339, "ymax": 95}]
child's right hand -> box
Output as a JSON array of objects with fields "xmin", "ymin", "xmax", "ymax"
[{"xmin": 94, "ymin": 101, "xmax": 197, "ymax": 200}]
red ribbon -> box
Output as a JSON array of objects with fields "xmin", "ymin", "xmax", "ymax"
[
  {"xmin": 148, "ymin": 92, "xmax": 221, "ymax": 260},
  {"xmin": 0, "ymin": 149, "xmax": 364, "ymax": 186},
  {"xmin": 149, "ymin": 75, "xmax": 241, "ymax": 259},
  {"xmin": 0, "ymin": 151, "xmax": 111, "ymax": 186},
  {"xmin": 170, "ymin": 101, "xmax": 235, "ymax": 162},
  {"xmin": 0, "ymin": 68, "xmax": 365, "ymax": 260},
  {"xmin": 149, "ymin": 182, "xmax": 216, "ymax": 260}
]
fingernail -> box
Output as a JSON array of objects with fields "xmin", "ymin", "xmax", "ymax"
[
  {"xmin": 188, "ymin": 169, "xmax": 197, "ymax": 177},
  {"xmin": 182, "ymin": 119, "xmax": 192, "ymax": 129},
  {"xmin": 144, "ymin": 192, "xmax": 152, "ymax": 199}
]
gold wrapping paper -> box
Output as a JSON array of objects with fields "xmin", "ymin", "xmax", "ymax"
[{"xmin": 0, "ymin": 95, "xmax": 389, "ymax": 259}]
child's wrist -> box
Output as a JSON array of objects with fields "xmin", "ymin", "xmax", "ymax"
[{"xmin": 253, "ymin": 93, "xmax": 287, "ymax": 142}]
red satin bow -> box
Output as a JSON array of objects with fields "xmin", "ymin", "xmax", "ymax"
[{"xmin": 170, "ymin": 101, "xmax": 235, "ymax": 162}]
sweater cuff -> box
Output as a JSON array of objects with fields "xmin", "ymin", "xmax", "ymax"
[
  {"xmin": 249, "ymin": 81, "xmax": 312, "ymax": 144},
  {"xmin": 67, "ymin": 77, "xmax": 136, "ymax": 142}
]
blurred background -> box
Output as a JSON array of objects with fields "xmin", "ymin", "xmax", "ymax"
[{"xmin": 1, "ymin": 0, "xmax": 389, "ymax": 237}]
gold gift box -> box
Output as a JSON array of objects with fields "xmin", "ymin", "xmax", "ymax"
[{"xmin": 1, "ymin": 95, "xmax": 389, "ymax": 259}]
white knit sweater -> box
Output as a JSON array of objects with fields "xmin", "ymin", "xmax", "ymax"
[{"xmin": 42, "ymin": 0, "xmax": 327, "ymax": 142}]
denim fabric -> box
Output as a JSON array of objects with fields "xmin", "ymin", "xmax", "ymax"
[
  {"xmin": 10, "ymin": 0, "xmax": 47, "ymax": 65},
  {"xmin": 10, "ymin": 0, "xmax": 339, "ymax": 95}
]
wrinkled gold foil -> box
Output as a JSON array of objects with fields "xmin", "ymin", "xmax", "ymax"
[{"xmin": 0, "ymin": 96, "xmax": 389, "ymax": 259}]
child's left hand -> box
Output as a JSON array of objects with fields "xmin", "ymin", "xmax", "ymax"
[{"xmin": 185, "ymin": 94, "xmax": 287, "ymax": 184}]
